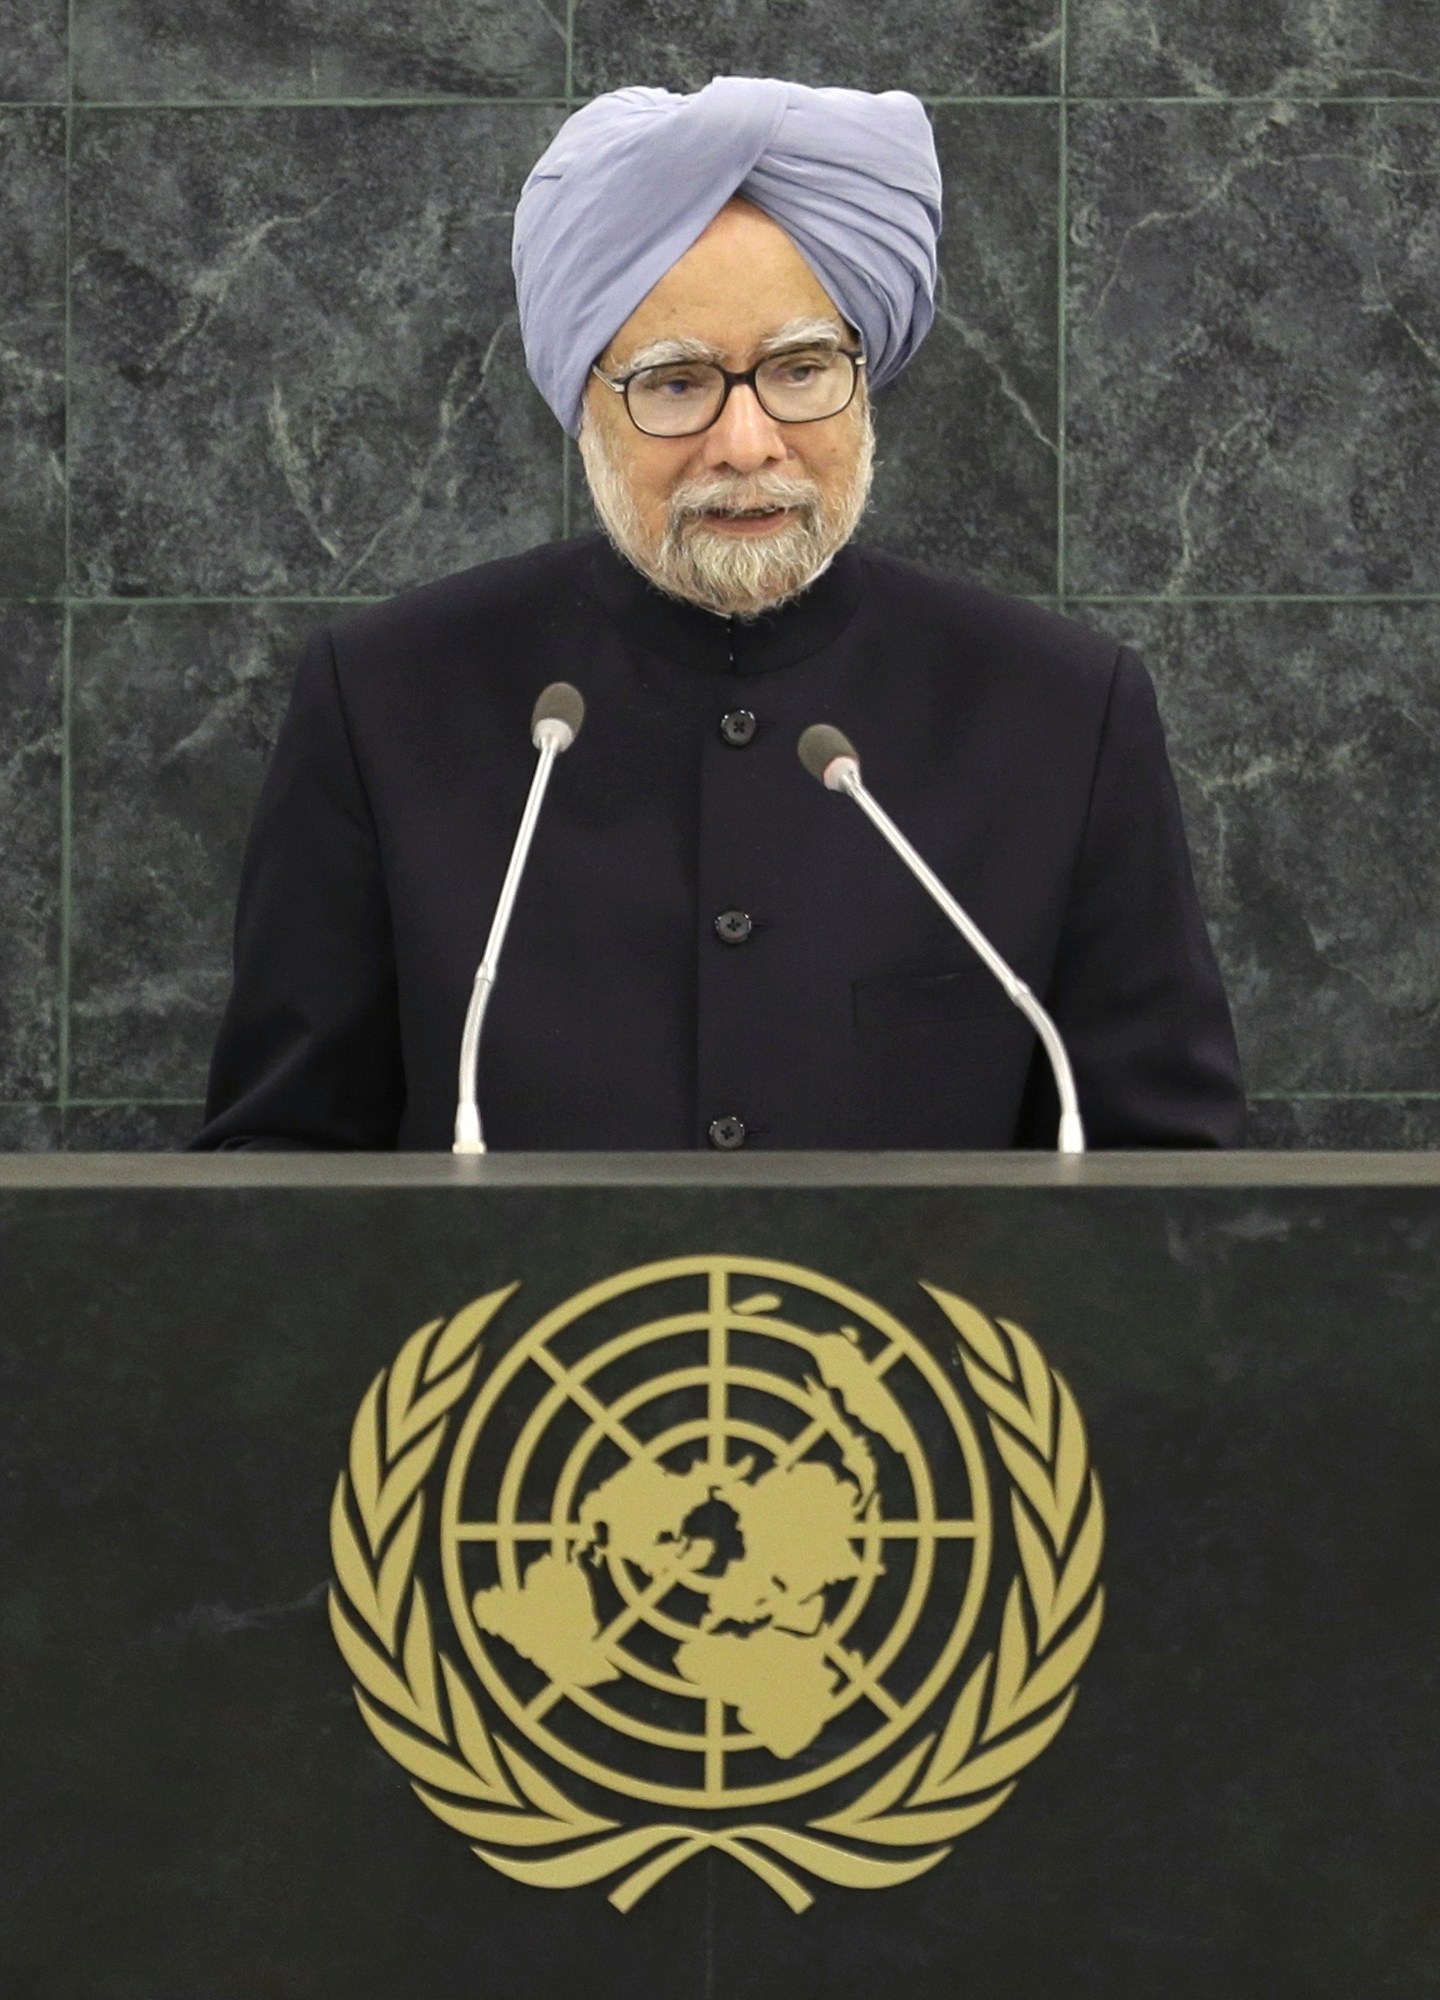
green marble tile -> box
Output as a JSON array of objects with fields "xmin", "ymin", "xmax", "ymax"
[
  {"xmin": 70, "ymin": 105, "xmax": 566, "ymax": 598},
  {"xmin": 0, "ymin": 605, "xmax": 62, "ymax": 1098},
  {"xmin": 1071, "ymin": 598, "xmax": 1440, "ymax": 1094},
  {"xmin": 1069, "ymin": 0, "xmax": 1440, "ymax": 99},
  {"xmin": 68, "ymin": 603, "xmax": 311, "ymax": 1096},
  {"xmin": 0, "ymin": 111, "xmax": 66, "ymax": 596},
  {"xmin": 574, "ymin": 0, "xmax": 1061, "ymax": 99},
  {"xmin": 73, "ymin": 0, "xmax": 566, "ymax": 102},
  {"xmin": 1067, "ymin": 103, "xmax": 1440, "ymax": 595}
]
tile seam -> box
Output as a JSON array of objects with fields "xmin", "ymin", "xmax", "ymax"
[
  {"xmin": 58, "ymin": 96, "xmax": 573, "ymax": 111},
  {"xmin": 57, "ymin": 0, "xmax": 75, "ymax": 1115},
  {"xmin": 1251, "ymin": 1091, "xmax": 1440, "ymax": 1102},
  {"xmin": 52, "ymin": 594, "xmax": 393, "ymax": 606},
  {"xmin": 9, "ymin": 96, "xmax": 1440, "ymax": 112},
  {"xmin": 9, "ymin": 1093, "xmax": 1440, "ymax": 1117},
  {"xmin": 63, "ymin": 1097, "xmax": 207, "ymax": 1108},
  {"xmin": 1058, "ymin": 0, "xmax": 1069, "ymax": 111},
  {"xmin": 1072, "ymin": 92, "xmax": 1440, "ymax": 105},
  {"xmin": 1073, "ymin": 592, "xmax": 1440, "ymax": 604},
  {"xmin": 1056, "ymin": 0, "xmax": 1069, "ymax": 602},
  {"xmin": 15, "ymin": 593, "xmax": 1440, "ymax": 610}
]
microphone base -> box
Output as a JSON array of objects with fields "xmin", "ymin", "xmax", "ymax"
[{"xmin": 453, "ymin": 1102, "xmax": 486, "ymax": 1154}]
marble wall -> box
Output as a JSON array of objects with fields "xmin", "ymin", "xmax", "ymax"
[{"xmin": 2, "ymin": 1, "xmax": 1438, "ymax": 1151}]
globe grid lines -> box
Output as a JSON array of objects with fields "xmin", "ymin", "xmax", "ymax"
[
  {"xmin": 522, "ymin": 1404, "xmax": 903, "ymax": 1743},
  {"xmin": 449, "ymin": 1282, "xmax": 979, "ymax": 1793},
  {"xmin": 439, "ymin": 1256, "xmax": 993, "ymax": 1812},
  {"xmin": 475, "ymin": 1347, "xmax": 936, "ymax": 1725},
  {"xmin": 559, "ymin": 1367, "xmax": 897, "ymax": 1648}
]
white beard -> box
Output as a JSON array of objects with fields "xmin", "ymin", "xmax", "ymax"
[{"xmin": 578, "ymin": 403, "xmax": 875, "ymax": 621}]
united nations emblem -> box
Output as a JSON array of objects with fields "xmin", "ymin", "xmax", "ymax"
[{"xmin": 329, "ymin": 1257, "xmax": 1104, "ymax": 1911}]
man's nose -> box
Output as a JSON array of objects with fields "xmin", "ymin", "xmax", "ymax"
[{"xmin": 701, "ymin": 382, "xmax": 788, "ymax": 474}]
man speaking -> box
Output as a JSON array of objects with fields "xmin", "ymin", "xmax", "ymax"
[{"xmin": 195, "ymin": 78, "xmax": 1244, "ymax": 1153}]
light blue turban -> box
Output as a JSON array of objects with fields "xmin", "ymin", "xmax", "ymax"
[{"xmin": 512, "ymin": 77, "xmax": 942, "ymax": 437}]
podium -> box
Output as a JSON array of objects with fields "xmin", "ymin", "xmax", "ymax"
[{"xmin": 1, "ymin": 1152, "xmax": 1436, "ymax": 2000}]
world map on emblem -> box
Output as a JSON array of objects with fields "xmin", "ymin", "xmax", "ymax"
[{"xmin": 440, "ymin": 1257, "xmax": 995, "ymax": 1810}]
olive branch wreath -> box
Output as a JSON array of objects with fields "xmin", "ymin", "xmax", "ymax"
[{"xmin": 328, "ymin": 1283, "xmax": 1104, "ymax": 1914}]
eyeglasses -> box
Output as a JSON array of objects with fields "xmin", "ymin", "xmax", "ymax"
[{"xmin": 591, "ymin": 347, "xmax": 867, "ymax": 439}]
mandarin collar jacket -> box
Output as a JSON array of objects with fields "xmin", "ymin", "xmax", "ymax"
[{"xmin": 194, "ymin": 534, "xmax": 1244, "ymax": 1152}]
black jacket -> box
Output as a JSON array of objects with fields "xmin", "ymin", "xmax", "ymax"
[{"xmin": 195, "ymin": 535, "xmax": 1244, "ymax": 1151}]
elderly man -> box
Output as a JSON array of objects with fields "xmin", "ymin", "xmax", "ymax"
[{"xmin": 195, "ymin": 78, "xmax": 1243, "ymax": 1153}]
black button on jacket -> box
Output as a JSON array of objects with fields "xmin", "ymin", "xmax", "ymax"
[{"xmin": 195, "ymin": 535, "xmax": 1245, "ymax": 1151}]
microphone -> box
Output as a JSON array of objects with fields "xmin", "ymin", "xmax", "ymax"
[
  {"xmin": 453, "ymin": 683, "xmax": 586, "ymax": 1155},
  {"xmin": 797, "ymin": 723, "xmax": 1085, "ymax": 1155}
]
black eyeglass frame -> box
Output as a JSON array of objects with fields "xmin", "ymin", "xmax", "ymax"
[{"xmin": 590, "ymin": 348, "xmax": 867, "ymax": 438}]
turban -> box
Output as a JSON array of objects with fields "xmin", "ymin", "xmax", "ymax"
[{"xmin": 512, "ymin": 77, "xmax": 942, "ymax": 437}]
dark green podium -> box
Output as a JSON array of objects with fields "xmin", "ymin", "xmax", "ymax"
[{"xmin": 1, "ymin": 1152, "xmax": 1436, "ymax": 2000}]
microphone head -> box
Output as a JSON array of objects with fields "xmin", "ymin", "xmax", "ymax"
[
  {"xmin": 531, "ymin": 681, "xmax": 585, "ymax": 752},
  {"xmin": 797, "ymin": 722, "xmax": 860, "ymax": 790}
]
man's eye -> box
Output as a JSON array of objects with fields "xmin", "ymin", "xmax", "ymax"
[
  {"xmin": 642, "ymin": 368, "xmax": 710, "ymax": 397},
  {"xmin": 766, "ymin": 355, "xmax": 831, "ymax": 387}
]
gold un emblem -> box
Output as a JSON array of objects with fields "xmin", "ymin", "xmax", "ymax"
[{"xmin": 329, "ymin": 1256, "xmax": 1105, "ymax": 1911}]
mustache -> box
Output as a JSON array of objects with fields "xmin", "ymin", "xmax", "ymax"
[{"xmin": 669, "ymin": 473, "xmax": 824, "ymax": 522}]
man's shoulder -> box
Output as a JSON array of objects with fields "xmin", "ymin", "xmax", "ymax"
[
  {"xmin": 324, "ymin": 537, "xmax": 601, "ymax": 665},
  {"xmin": 853, "ymin": 546, "xmax": 1123, "ymax": 690}
]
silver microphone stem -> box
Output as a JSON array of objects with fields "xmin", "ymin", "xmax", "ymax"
[
  {"xmin": 835, "ymin": 765, "xmax": 1086, "ymax": 1155},
  {"xmin": 453, "ymin": 734, "xmax": 562, "ymax": 1156}
]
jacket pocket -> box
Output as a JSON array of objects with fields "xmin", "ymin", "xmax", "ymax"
[
  {"xmin": 852, "ymin": 967, "xmax": 1036, "ymax": 1145},
  {"xmin": 852, "ymin": 964, "xmax": 1014, "ymax": 1030}
]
